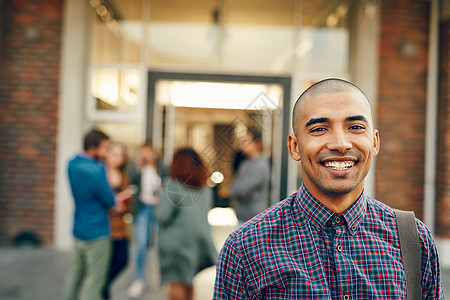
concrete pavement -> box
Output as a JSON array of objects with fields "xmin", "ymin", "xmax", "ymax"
[
  {"xmin": 0, "ymin": 246, "xmax": 166, "ymax": 300},
  {"xmin": 1, "ymin": 244, "xmax": 449, "ymax": 300}
]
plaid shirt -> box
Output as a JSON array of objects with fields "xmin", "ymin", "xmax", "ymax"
[{"xmin": 214, "ymin": 184, "xmax": 444, "ymax": 299}]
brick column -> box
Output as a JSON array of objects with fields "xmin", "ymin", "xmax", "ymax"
[
  {"xmin": 376, "ymin": 0, "xmax": 430, "ymax": 218},
  {"xmin": 0, "ymin": 0, "xmax": 62, "ymax": 245},
  {"xmin": 436, "ymin": 2, "xmax": 450, "ymax": 238}
]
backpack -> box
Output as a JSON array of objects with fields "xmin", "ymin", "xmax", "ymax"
[{"xmin": 394, "ymin": 209, "xmax": 423, "ymax": 300}]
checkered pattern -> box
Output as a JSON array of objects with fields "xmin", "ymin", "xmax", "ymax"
[{"xmin": 213, "ymin": 184, "xmax": 444, "ymax": 299}]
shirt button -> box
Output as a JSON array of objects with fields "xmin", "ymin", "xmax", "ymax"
[
  {"xmin": 334, "ymin": 216, "xmax": 341, "ymax": 224},
  {"xmin": 351, "ymin": 225, "xmax": 357, "ymax": 231},
  {"xmin": 343, "ymin": 295, "xmax": 349, "ymax": 300},
  {"xmin": 337, "ymin": 245, "xmax": 343, "ymax": 252},
  {"xmin": 316, "ymin": 226, "xmax": 321, "ymax": 232}
]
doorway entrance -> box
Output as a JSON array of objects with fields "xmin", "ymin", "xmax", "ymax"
[{"xmin": 147, "ymin": 72, "xmax": 291, "ymax": 205}]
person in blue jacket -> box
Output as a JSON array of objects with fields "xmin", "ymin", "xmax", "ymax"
[{"xmin": 62, "ymin": 129, "xmax": 130, "ymax": 300}]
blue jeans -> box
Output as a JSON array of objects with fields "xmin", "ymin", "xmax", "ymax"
[{"xmin": 134, "ymin": 204, "xmax": 154, "ymax": 280}]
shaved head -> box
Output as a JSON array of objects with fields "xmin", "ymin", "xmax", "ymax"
[{"xmin": 292, "ymin": 78, "xmax": 372, "ymax": 135}]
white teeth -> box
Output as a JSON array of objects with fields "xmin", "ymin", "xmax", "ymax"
[{"xmin": 324, "ymin": 161, "xmax": 354, "ymax": 170}]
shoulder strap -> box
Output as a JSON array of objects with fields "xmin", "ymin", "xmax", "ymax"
[{"xmin": 394, "ymin": 209, "xmax": 422, "ymax": 300}]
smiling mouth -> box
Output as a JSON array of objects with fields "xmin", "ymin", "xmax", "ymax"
[{"xmin": 323, "ymin": 161, "xmax": 355, "ymax": 171}]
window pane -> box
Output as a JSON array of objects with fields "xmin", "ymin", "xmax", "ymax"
[
  {"xmin": 221, "ymin": 0, "xmax": 295, "ymax": 73},
  {"xmin": 89, "ymin": 0, "xmax": 353, "ymax": 72},
  {"xmin": 148, "ymin": 0, "xmax": 218, "ymax": 66},
  {"xmin": 147, "ymin": 0, "xmax": 295, "ymax": 73},
  {"xmin": 91, "ymin": 68, "xmax": 140, "ymax": 113},
  {"xmin": 296, "ymin": 0, "xmax": 352, "ymax": 72},
  {"xmin": 90, "ymin": 0, "xmax": 143, "ymax": 63}
]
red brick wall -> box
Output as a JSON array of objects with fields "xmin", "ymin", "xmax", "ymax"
[
  {"xmin": 0, "ymin": 0, "xmax": 62, "ymax": 245},
  {"xmin": 376, "ymin": 0, "xmax": 430, "ymax": 218},
  {"xmin": 436, "ymin": 14, "xmax": 450, "ymax": 238}
]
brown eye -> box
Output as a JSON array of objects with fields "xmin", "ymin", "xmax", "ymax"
[{"xmin": 310, "ymin": 127, "xmax": 327, "ymax": 133}]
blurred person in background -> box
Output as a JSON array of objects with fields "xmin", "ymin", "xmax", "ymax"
[
  {"xmin": 63, "ymin": 129, "xmax": 130, "ymax": 300},
  {"xmin": 232, "ymin": 150, "xmax": 247, "ymax": 175},
  {"xmin": 127, "ymin": 142, "xmax": 163, "ymax": 298},
  {"xmin": 101, "ymin": 142, "xmax": 131, "ymax": 300},
  {"xmin": 155, "ymin": 148, "xmax": 217, "ymax": 300},
  {"xmin": 231, "ymin": 128, "xmax": 270, "ymax": 224}
]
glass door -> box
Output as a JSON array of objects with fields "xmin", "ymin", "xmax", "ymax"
[{"xmin": 147, "ymin": 72, "xmax": 290, "ymax": 206}]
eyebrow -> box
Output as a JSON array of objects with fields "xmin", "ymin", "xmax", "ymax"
[
  {"xmin": 305, "ymin": 115, "xmax": 369, "ymax": 128},
  {"xmin": 305, "ymin": 117, "xmax": 330, "ymax": 128},
  {"xmin": 346, "ymin": 115, "xmax": 368, "ymax": 123}
]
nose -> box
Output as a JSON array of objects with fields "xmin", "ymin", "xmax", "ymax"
[{"xmin": 327, "ymin": 129, "xmax": 352, "ymax": 153}]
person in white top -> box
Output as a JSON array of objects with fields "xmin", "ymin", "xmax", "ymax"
[
  {"xmin": 140, "ymin": 164, "xmax": 161, "ymax": 206},
  {"xmin": 127, "ymin": 143, "xmax": 162, "ymax": 298}
]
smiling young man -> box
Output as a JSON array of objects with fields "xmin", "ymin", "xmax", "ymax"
[{"xmin": 213, "ymin": 78, "xmax": 444, "ymax": 299}]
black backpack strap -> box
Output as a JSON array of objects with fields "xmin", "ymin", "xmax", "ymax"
[{"xmin": 394, "ymin": 209, "xmax": 423, "ymax": 300}]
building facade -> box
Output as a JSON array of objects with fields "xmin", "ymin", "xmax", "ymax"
[{"xmin": 0, "ymin": 0, "xmax": 449, "ymax": 266}]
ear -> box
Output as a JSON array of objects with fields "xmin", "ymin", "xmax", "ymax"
[
  {"xmin": 85, "ymin": 145, "xmax": 96, "ymax": 156},
  {"xmin": 373, "ymin": 129, "xmax": 380, "ymax": 156},
  {"xmin": 287, "ymin": 134, "xmax": 301, "ymax": 161}
]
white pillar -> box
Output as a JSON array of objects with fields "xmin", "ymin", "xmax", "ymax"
[
  {"xmin": 54, "ymin": 0, "xmax": 89, "ymax": 250},
  {"xmin": 351, "ymin": 0, "xmax": 380, "ymax": 198}
]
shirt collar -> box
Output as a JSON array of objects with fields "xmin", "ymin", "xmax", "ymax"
[
  {"xmin": 78, "ymin": 153, "xmax": 106, "ymax": 168},
  {"xmin": 79, "ymin": 153, "xmax": 95, "ymax": 161},
  {"xmin": 295, "ymin": 184, "xmax": 367, "ymax": 235}
]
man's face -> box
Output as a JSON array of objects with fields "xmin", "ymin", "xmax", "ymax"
[
  {"xmin": 139, "ymin": 146, "xmax": 156, "ymax": 166},
  {"xmin": 239, "ymin": 132, "xmax": 255, "ymax": 157},
  {"xmin": 288, "ymin": 91, "xmax": 380, "ymax": 199},
  {"xmin": 93, "ymin": 139, "xmax": 110, "ymax": 161}
]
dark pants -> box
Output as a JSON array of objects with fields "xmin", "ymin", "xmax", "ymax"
[{"xmin": 102, "ymin": 238, "xmax": 129, "ymax": 299}]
